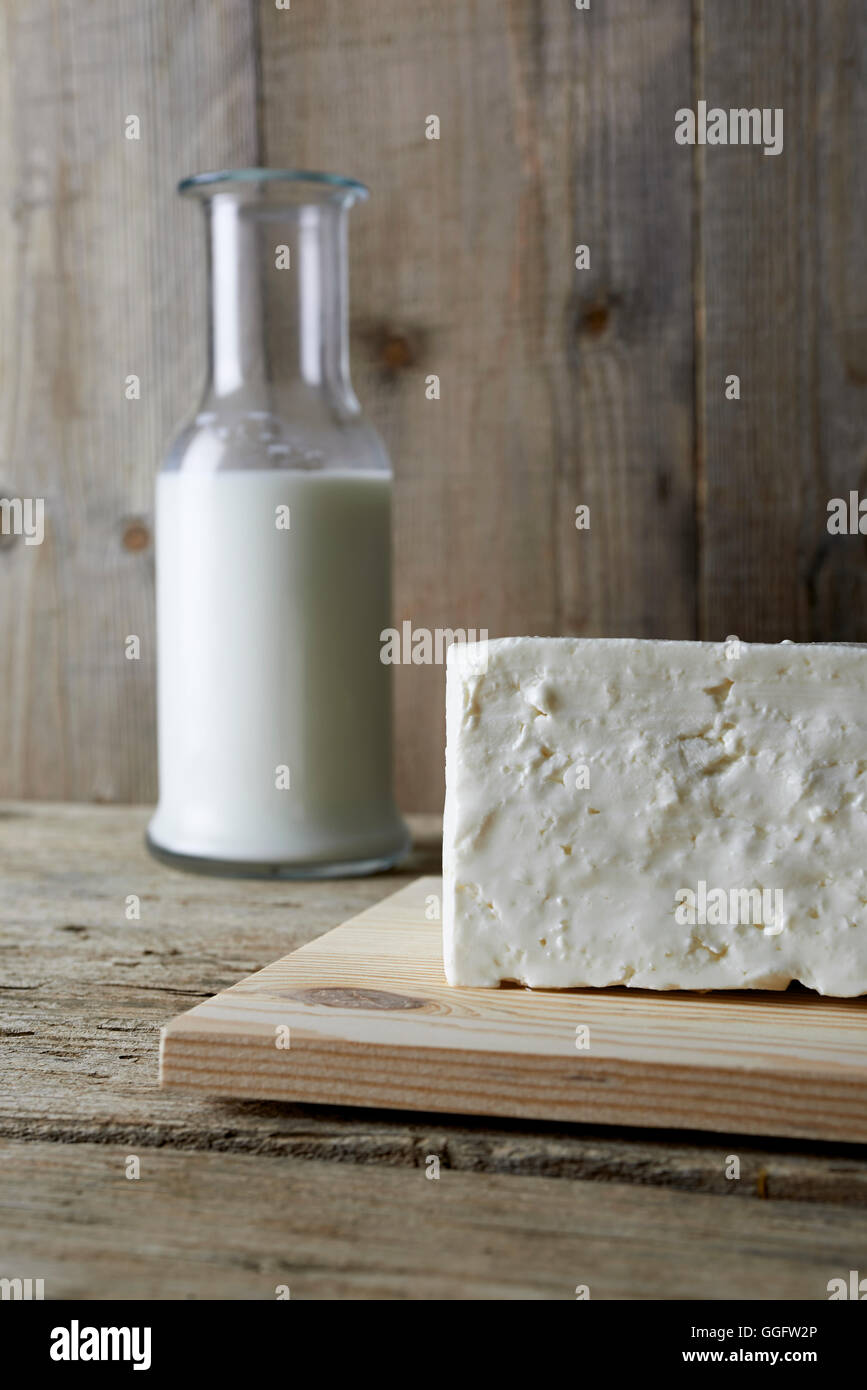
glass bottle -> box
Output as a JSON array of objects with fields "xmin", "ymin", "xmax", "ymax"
[{"xmin": 147, "ymin": 169, "xmax": 410, "ymax": 877}]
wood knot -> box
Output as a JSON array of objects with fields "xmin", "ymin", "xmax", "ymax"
[
  {"xmin": 355, "ymin": 321, "xmax": 426, "ymax": 381},
  {"xmin": 122, "ymin": 519, "xmax": 151, "ymax": 552},
  {"xmin": 580, "ymin": 300, "xmax": 611, "ymax": 336},
  {"xmin": 381, "ymin": 334, "xmax": 414, "ymax": 370},
  {"xmin": 286, "ymin": 987, "xmax": 428, "ymax": 1011}
]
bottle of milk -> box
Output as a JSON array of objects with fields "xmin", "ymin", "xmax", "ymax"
[{"xmin": 148, "ymin": 170, "xmax": 410, "ymax": 876}]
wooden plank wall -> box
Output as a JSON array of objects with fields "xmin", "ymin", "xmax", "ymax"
[
  {"xmin": 0, "ymin": 0, "xmax": 863, "ymax": 813},
  {"xmin": 0, "ymin": 0, "xmax": 259, "ymax": 802}
]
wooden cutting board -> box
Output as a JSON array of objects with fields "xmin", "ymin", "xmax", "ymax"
[{"xmin": 160, "ymin": 876, "xmax": 867, "ymax": 1143}]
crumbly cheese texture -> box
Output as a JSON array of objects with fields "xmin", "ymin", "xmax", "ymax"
[{"xmin": 443, "ymin": 637, "xmax": 867, "ymax": 996}]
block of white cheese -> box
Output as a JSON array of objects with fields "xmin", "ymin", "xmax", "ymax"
[{"xmin": 443, "ymin": 637, "xmax": 867, "ymax": 996}]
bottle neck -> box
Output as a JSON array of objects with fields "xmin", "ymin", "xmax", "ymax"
[{"xmin": 204, "ymin": 194, "xmax": 354, "ymax": 404}]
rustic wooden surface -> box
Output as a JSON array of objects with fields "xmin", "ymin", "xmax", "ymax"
[
  {"xmin": 0, "ymin": 2, "xmax": 864, "ymax": 813},
  {"xmin": 161, "ymin": 876, "xmax": 867, "ymax": 1145},
  {"xmin": 4, "ymin": 1139, "xmax": 866, "ymax": 1300},
  {"xmin": 260, "ymin": 0, "xmax": 698, "ymax": 812},
  {"xmin": 699, "ymin": 0, "xmax": 867, "ymax": 642},
  {"xmin": 0, "ymin": 0, "xmax": 258, "ymax": 805},
  {"xmin": 3, "ymin": 803, "xmax": 867, "ymax": 1297}
]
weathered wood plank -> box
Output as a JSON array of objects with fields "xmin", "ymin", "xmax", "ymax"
[
  {"xmin": 0, "ymin": 4, "xmax": 863, "ymax": 813},
  {"xmin": 699, "ymin": 0, "xmax": 811, "ymax": 639},
  {"xmin": 3, "ymin": 803, "xmax": 867, "ymax": 1206},
  {"xmin": 553, "ymin": 0, "xmax": 697, "ymax": 644},
  {"xmin": 259, "ymin": 0, "xmax": 696, "ymax": 813},
  {"xmin": 698, "ymin": 0, "xmax": 867, "ymax": 640},
  {"xmin": 0, "ymin": 0, "xmax": 258, "ymax": 803},
  {"xmin": 810, "ymin": 0, "xmax": 867, "ymax": 635},
  {"xmin": 3, "ymin": 1138, "xmax": 866, "ymax": 1299}
]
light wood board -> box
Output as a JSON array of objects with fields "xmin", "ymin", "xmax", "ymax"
[{"xmin": 161, "ymin": 875, "xmax": 867, "ymax": 1144}]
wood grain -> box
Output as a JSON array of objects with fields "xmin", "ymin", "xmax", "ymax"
[
  {"xmin": 698, "ymin": 0, "xmax": 811, "ymax": 640},
  {"xmin": 6, "ymin": 802, "xmax": 867, "ymax": 1207},
  {"xmin": 161, "ymin": 874, "xmax": 867, "ymax": 1144},
  {"xmin": 811, "ymin": 0, "xmax": 867, "ymax": 636},
  {"xmin": 258, "ymin": 0, "xmax": 697, "ymax": 813},
  {"xmin": 3, "ymin": 1138, "xmax": 866, "ymax": 1299},
  {"xmin": 0, "ymin": 4, "xmax": 864, "ymax": 811},
  {"xmin": 698, "ymin": 0, "xmax": 867, "ymax": 642},
  {"xmin": 0, "ymin": 0, "xmax": 258, "ymax": 803}
]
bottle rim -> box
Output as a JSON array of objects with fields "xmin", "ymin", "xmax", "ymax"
[{"xmin": 177, "ymin": 168, "xmax": 370, "ymax": 204}]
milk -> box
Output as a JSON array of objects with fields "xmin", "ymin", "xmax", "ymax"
[{"xmin": 148, "ymin": 468, "xmax": 409, "ymax": 872}]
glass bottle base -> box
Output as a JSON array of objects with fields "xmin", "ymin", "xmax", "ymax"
[{"xmin": 145, "ymin": 829, "xmax": 411, "ymax": 881}]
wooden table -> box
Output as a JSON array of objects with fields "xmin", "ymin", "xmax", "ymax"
[{"xmin": 3, "ymin": 803, "xmax": 867, "ymax": 1300}]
